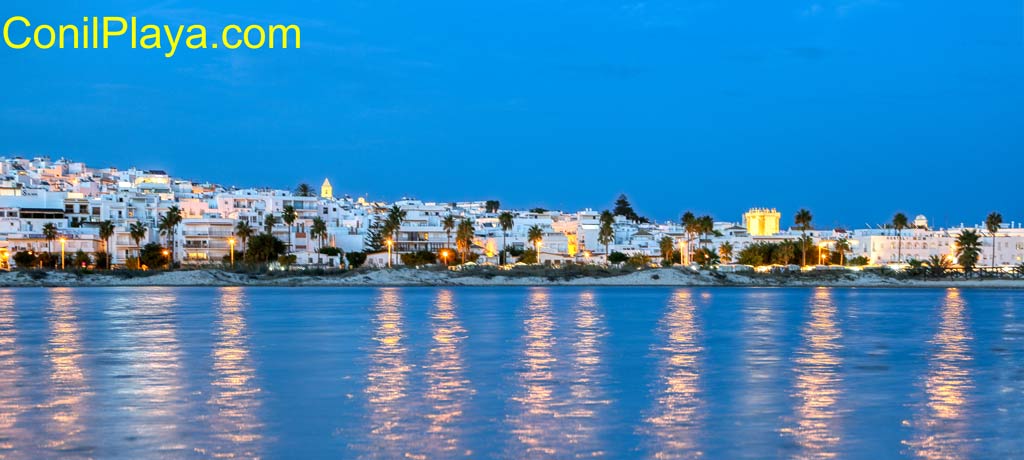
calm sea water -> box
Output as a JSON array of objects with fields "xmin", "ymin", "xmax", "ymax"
[{"xmin": 0, "ymin": 286, "xmax": 1021, "ymax": 459}]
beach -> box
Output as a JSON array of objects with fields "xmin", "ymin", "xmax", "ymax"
[{"xmin": 3, "ymin": 268, "xmax": 1023, "ymax": 288}]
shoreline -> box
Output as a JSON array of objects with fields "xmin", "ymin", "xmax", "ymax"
[{"xmin": 3, "ymin": 268, "xmax": 1024, "ymax": 289}]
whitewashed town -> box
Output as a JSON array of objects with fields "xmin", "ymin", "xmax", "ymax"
[{"xmin": 1, "ymin": 156, "xmax": 1022, "ymax": 275}]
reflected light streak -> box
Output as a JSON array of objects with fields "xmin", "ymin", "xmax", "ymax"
[
  {"xmin": 41, "ymin": 288, "xmax": 91, "ymax": 455},
  {"xmin": 413, "ymin": 289, "xmax": 473, "ymax": 458},
  {"xmin": 205, "ymin": 287, "xmax": 263, "ymax": 458},
  {"xmin": 363, "ymin": 288, "xmax": 412, "ymax": 459},
  {"xmin": 783, "ymin": 288, "xmax": 843, "ymax": 459},
  {"xmin": 643, "ymin": 290, "xmax": 705, "ymax": 459},
  {"xmin": 564, "ymin": 290, "xmax": 610, "ymax": 457},
  {"xmin": 904, "ymin": 289, "xmax": 974, "ymax": 459},
  {"xmin": 508, "ymin": 288, "xmax": 563, "ymax": 458},
  {"xmin": 0, "ymin": 290, "xmax": 27, "ymax": 454}
]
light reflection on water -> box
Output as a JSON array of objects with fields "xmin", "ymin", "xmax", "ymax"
[
  {"xmin": 508, "ymin": 288, "xmax": 562, "ymax": 458},
  {"xmin": 0, "ymin": 290, "xmax": 27, "ymax": 456},
  {"xmin": 0, "ymin": 287, "xmax": 1021, "ymax": 458},
  {"xmin": 903, "ymin": 289, "xmax": 975, "ymax": 459},
  {"xmin": 642, "ymin": 290, "xmax": 705, "ymax": 458},
  {"xmin": 106, "ymin": 288, "xmax": 191, "ymax": 457},
  {"xmin": 362, "ymin": 288, "xmax": 413, "ymax": 459},
  {"xmin": 204, "ymin": 286, "xmax": 263, "ymax": 458},
  {"xmin": 416, "ymin": 289, "xmax": 472, "ymax": 458},
  {"xmin": 783, "ymin": 288, "xmax": 844, "ymax": 459},
  {"xmin": 41, "ymin": 288, "xmax": 92, "ymax": 457}
]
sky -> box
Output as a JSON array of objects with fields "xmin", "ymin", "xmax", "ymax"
[{"xmin": 2, "ymin": 1, "xmax": 1022, "ymax": 229}]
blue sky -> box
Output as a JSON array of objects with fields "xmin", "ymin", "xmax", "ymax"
[{"xmin": 2, "ymin": 1, "xmax": 1022, "ymax": 228}]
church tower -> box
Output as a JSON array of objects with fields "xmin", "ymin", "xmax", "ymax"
[{"xmin": 320, "ymin": 178, "xmax": 333, "ymax": 199}]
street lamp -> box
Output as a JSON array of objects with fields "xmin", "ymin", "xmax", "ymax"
[
  {"xmin": 228, "ymin": 237, "xmax": 236, "ymax": 268},
  {"xmin": 162, "ymin": 249, "xmax": 170, "ymax": 270},
  {"xmin": 385, "ymin": 238, "xmax": 394, "ymax": 268},
  {"xmin": 59, "ymin": 237, "xmax": 66, "ymax": 270},
  {"xmin": 441, "ymin": 249, "xmax": 450, "ymax": 266}
]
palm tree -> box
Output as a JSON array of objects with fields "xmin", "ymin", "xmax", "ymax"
[
  {"xmin": 527, "ymin": 225, "xmax": 544, "ymax": 264},
  {"xmin": 158, "ymin": 206, "xmax": 182, "ymax": 265},
  {"xmin": 498, "ymin": 211, "xmax": 514, "ymax": 265},
  {"xmin": 834, "ymin": 237, "xmax": 851, "ymax": 266},
  {"xmin": 794, "ymin": 208, "xmax": 813, "ymax": 266},
  {"xmin": 295, "ymin": 183, "xmax": 313, "ymax": 197},
  {"xmin": 456, "ymin": 219, "xmax": 475, "ymax": 264},
  {"xmin": 442, "ymin": 214, "xmax": 456, "ymax": 250},
  {"xmin": 892, "ymin": 212, "xmax": 908, "ymax": 263},
  {"xmin": 698, "ymin": 215, "xmax": 714, "ymax": 249},
  {"xmin": 681, "ymin": 211, "xmax": 697, "ymax": 263},
  {"xmin": 925, "ymin": 254, "xmax": 951, "ymax": 277},
  {"xmin": 235, "ymin": 220, "xmax": 254, "ymax": 259},
  {"xmin": 282, "ymin": 205, "xmax": 297, "ymax": 253},
  {"xmin": 986, "ymin": 212, "xmax": 1003, "ymax": 268},
  {"xmin": 263, "ymin": 214, "xmax": 278, "ymax": 234},
  {"xmin": 98, "ymin": 220, "xmax": 115, "ymax": 269},
  {"xmin": 659, "ymin": 236, "xmax": 675, "ymax": 265},
  {"xmin": 955, "ymin": 229, "xmax": 983, "ymax": 274},
  {"xmin": 598, "ymin": 211, "xmax": 615, "ymax": 262},
  {"xmin": 311, "ymin": 216, "xmax": 328, "ymax": 266},
  {"xmin": 129, "ymin": 221, "xmax": 147, "ymax": 259},
  {"xmin": 42, "ymin": 222, "xmax": 58, "ymax": 255},
  {"xmin": 718, "ymin": 241, "xmax": 733, "ymax": 264}
]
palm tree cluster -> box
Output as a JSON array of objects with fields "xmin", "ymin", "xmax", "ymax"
[
  {"xmin": 527, "ymin": 225, "xmax": 544, "ymax": 264},
  {"xmin": 498, "ymin": 211, "xmax": 514, "ymax": 264}
]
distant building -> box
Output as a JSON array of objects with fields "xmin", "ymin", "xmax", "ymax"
[
  {"xmin": 743, "ymin": 208, "xmax": 781, "ymax": 236},
  {"xmin": 320, "ymin": 178, "xmax": 333, "ymax": 199}
]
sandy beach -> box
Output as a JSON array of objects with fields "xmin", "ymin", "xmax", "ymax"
[{"xmin": 2, "ymin": 268, "xmax": 1023, "ymax": 288}]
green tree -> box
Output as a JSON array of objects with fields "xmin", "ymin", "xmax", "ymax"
[
  {"xmin": 485, "ymin": 200, "xmax": 500, "ymax": 213},
  {"xmin": 442, "ymin": 214, "xmax": 456, "ymax": 250},
  {"xmin": 719, "ymin": 242, "xmax": 733, "ymax": 263},
  {"xmin": 696, "ymin": 214, "xmax": 712, "ymax": 247},
  {"xmin": 295, "ymin": 183, "xmax": 313, "ymax": 197},
  {"xmin": 527, "ymin": 225, "xmax": 544, "ymax": 264},
  {"xmin": 281, "ymin": 205, "xmax": 297, "ymax": 253},
  {"xmin": 892, "ymin": 212, "xmax": 908, "ymax": 263},
  {"xmin": 925, "ymin": 254, "xmax": 951, "ymax": 277},
  {"xmin": 794, "ymin": 208, "xmax": 813, "ymax": 266},
  {"xmin": 42, "ymin": 223, "xmax": 58, "ymax": 255},
  {"xmin": 235, "ymin": 220, "xmax": 254, "ymax": 258},
  {"xmin": 139, "ymin": 242, "xmax": 169, "ymax": 269},
  {"xmin": 364, "ymin": 216, "xmax": 386, "ymax": 252},
  {"xmin": 73, "ymin": 250, "xmax": 91, "ymax": 268},
  {"xmin": 774, "ymin": 242, "xmax": 796, "ymax": 265},
  {"xmin": 263, "ymin": 214, "xmax": 279, "ymax": 234},
  {"xmin": 129, "ymin": 221, "xmax": 147, "ymax": 259},
  {"xmin": 246, "ymin": 233, "xmax": 287, "ymax": 263},
  {"xmin": 681, "ymin": 211, "xmax": 698, "ymax": 263},
  {"xmin": 613, "ymin": 194, "xmax": 648, "ymax": 223},
  {"xmin": 311, "ymin": 216, "xmax": 328, "ymax": 266},
  {"xmin": 955, "ymin": 229, "xmax": 983, "ymax": 274},
  {"xmin": 158, "ymin": 205, "xmax": 182, "ymax": 265},
  {"xmin": 833, "ymin": 237, "xmax": 851, "ymax": 266},
  {"xmin": 456, "ymin": 219, "xmax": 475, "ymax": 264},
  {"xmin": 986, "ymin": 212, "xmax": 1003, "ymax": 267},
  {"xmin": 598, "ymin": 211, "xmax": 615, "ymax": 261},
  {"xmin": 98, "ymin": 220, "xmax": 115, "ymax": 269},
  {"xmin": 693, "ymin": 247, "xmax": 720, "ymax": 269},
  {"xmin": 498, "ymin": 211, "xmax": 514, "ymax": 265},
  {"xmin": 659, "ymin": 236, "xmax": 675, "ymax": 266},
  {"xmin": 608, "ymin": 251, "xmax": 628, "ymax": 264}
]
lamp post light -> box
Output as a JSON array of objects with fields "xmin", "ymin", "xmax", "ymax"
[
  {"xmin": 385, "ymin": 238, "xmax": 394, "ymax": 268},
  {"xmin": 59, "ymin": 237, "xmax": 66, "ymax": 270},
  {"xmin": 228, "ymin": 237, "xmax": 236, "ymax": 268},
  {"xmin": 441, "ymin": 249, "xmax": 450, "ymax": 266},
  {"xmin": 162, "ymin": 249, "xmax": 170, "ymax": 270}
]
